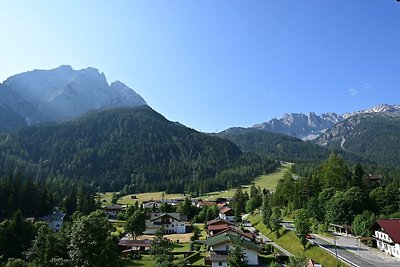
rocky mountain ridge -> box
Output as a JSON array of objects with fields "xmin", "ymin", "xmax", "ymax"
[
  {"xmin": 0, "ymin": 65, "xmax": 146, "ymax": 132},
  {"xmin": 252, "ymin": 104, "xmax": 400, "ymax": 140}
]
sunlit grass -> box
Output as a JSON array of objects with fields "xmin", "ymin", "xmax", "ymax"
[
  {"xmin": 119, "ymin": 192, "xmax": 184, "ymax": 204},
  {"xmin": 248, "ymin": 213, "xmax": 345, "ymax": 267}
]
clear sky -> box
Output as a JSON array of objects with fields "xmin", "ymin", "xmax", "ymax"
[{"xmin": 1, "ymin": 1, "xmax": 399, "ymax": 132}]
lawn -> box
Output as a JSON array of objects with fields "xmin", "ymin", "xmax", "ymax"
[
  {"xmin": 121, "ymin": 255, "xmax": 154, "ymax": 267},
  {"xmin": 249, "ymin": 213, "xmax": 346, "ymax": 267},
  {"xmin": 97, "ymin": 192, "xmax": 114, "ymax": 206},
  {"xmin": 203, "ymin": 162, "xmax": 291, "ymax": 201},
  {"xmin": 118, "ymin": 192, "xmax": 184, "ymax": 205}
]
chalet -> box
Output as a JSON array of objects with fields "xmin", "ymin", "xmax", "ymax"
[
  {"xmin": 371, "ymin": 219, "xmax": 400, "ymax": 258},
  {"xmin": 143, "ymin": 212, "xmax": 187, "ymax": 234},
  {"xmin": 103, "ymin": 204, "xmax": 124, "ymax": 219},
  {"xmin": 36, "ymin": 208, "xmax": 65, "ymax": 232},
  {"xmin": 219, "ymin": 207, "xmax": 235, "ymax": 222},
  {"xmin": 205, "ymin": 233, "xmax": 262, "ymax": 266}
]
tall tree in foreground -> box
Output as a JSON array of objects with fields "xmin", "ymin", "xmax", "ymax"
[
  {"xmin": 149, "ymin": 227, "xmax": 174, "ymax": 267},
  {"xmin": 294, "ymin": 209, "xmax": 311, "ymax": 249},
  {"xmin": 125, "ymin": 211, "xmax": 146, "ymax": 240},
  {"xmin": 270, "ymin": 207, "xmax": 282, "ymax": 238},
  {"xmin": 68, "ymin": 210, "xmax": 119, "ymax": 267},
  {"xmin": 227, "ymin": 240, "xmax": 247, "ymax": 267}
]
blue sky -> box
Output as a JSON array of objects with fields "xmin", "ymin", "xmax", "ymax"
[{"xmin": 1, "ymin": 1, "xmax": 399, "ymax": 132}]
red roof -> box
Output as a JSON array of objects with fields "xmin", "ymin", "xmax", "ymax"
[
  {"xmin": 208, "ymin": 224, "xmax": 230, "ymax": 232},
  {"xmin": 220, "ymin": 207, "xmax": 234, "ymax": 215},
  {"xmin": 371, "ymin": 219, "xmax": 400, "ymax": 243}
]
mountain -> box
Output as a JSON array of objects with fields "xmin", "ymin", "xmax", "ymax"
[
  {"xmin": 0, "ymin": 106, "xmax": 277, "ymax": 192},
  {"xmin": 216, "ymin": 127, "xmax": 331, "ymax": 162},
  {"xmin": 314, "ymin": 109, "xmax": 400, "ymax": 167},
  {"xmin": 0, "ymin": 65, "xmax": 146, "ymax": 130},
  {"xmin": 253, "ymin": 112, "xmax": 344, "ymax": 140},
  {"xmin": 216, "ymin": 127, "xmax": 369, "ymax": 165},
  {"xmin": 0, "ymin": 103, "xmax": 26, "ymax": 133}
]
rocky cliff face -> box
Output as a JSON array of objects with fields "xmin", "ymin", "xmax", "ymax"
[
  {"xmin": 0, "ymin": 65, "xmax": 146, "ymax": 129},
  {"xmin": 253, "ymin": 112, "xmax": 343, "ymax": 140}
]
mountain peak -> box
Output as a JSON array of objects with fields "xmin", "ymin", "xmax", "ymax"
[{"xmin": 0, "ymin": 66, "xmax": 147, "ymax": 130}]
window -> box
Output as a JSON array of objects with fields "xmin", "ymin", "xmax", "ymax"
[{"xmin": 218, "ymin": 262, "xmax": 222, "ymax": 266}]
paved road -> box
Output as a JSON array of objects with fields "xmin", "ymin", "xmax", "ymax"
[{"xmin": 280, "ymin": 222, "xmax": 400, "ymax": 267}]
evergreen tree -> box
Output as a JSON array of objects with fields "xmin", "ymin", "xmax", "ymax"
[
  {"xmin": 149, "ymin": 227, "xmax": 174, "ymax": 267},
  {"xmin": 227, "ymin": 240, "xmax": 247, "ymax": 267},
  {"xmin": 125, "ymin": 211, "xmax": 146, "ymax": 240},
  {"xmin": 68, "ymin": 210, "xmax": 119, "ymax": 267}
]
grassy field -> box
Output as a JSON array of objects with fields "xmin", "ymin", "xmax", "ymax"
[
  {"xmin": 119, "ymin": 192, "xmax": 185, "ymax": 205},
  {"xmin": 111, "ymin": 162, "xmax": 291, "ymax": 205},
  {"xmin": 248, "ymin": 213, "xmax": 346, "ymax": 267},
  {"xmin": 203, "ymin": 162, "xmax": 291, "ymax": 201}
]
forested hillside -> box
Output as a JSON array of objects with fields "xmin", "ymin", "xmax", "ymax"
[
  {"xmin": 217, "ymin": 127, "xmax": 368, "ymax": 164},
  {"xmin": 315, "ymin": 113, "xmax": 400, "ymax": 167},
  {"xmin": 0, "ymin": 106, "xmax": 278, "ymax": 193}
]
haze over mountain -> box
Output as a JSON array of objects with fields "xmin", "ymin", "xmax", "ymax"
[{"xmin": 0, "ymin": 65, "xmax": 146, "ymax": 132}]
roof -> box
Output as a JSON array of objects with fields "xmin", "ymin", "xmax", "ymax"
[
  {"xmin": 371, "ymin": 219, "xmax": 400, "ymax": 243},
  {"xmin": 198, "ymin": 201, "xmax": 217, "ymax": 207},
  {"xmin": 211, "ymin": 225, "xmax": 255, "ymax": 240},
  {"xmin": 103, "ymin": 204, "xmax": 124, "ymax": 211},
  {"xmin": 220, "ymin": 207, "xmax": 234, "ymax": 215},
  {"xmin": 209, "ymin": 251, "xmax": 228, "ymax": 262},
  {"xmin": 208, "ymin": 224, "xmax": 230, "ymax": 232},
  {"xmin": 206, "ymin": 233, "xmax": 262, "ymax": 252},
  {"xmin": 118, "ymin": 239, "xmax": 151, "ymax": 247},
  {"xmin": 206, "ymin": 217, "xmax": 235, "ymax": 226},
  {"xmin": 37, "ymin": 209, "xmax": 65, "ymax": 222},
  {"xmin": 150, "ymin": 212, "xmax": 187, "ymax": 222}
]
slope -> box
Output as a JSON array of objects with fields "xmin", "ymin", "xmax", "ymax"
[
  {"xmin": 0, "ymin": 106, "xmax": 277, "ymax": 192},
  {"xmin": 314, "ymin": 113, "xmax": 400, "ymax": 167}
]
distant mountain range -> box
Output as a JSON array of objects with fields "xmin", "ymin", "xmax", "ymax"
[
  {"xmin": 220, "ymin": 104, "xmax": 400, "ymax": 166},
  {"xmin": 0, "ymin": 65, "xmax": 146, "ymax": 132},
  {"xmin": 1, "ymin": 66, "xmax": 400, "ymax": 169},
  {"xmin": 252, "ymin": 104, "xmax": 400, "ymax": 141}
]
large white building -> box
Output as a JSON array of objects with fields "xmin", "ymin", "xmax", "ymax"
[
  {"xmin": 371, "ymin": 219, "xmax": 400, "ymax": 258},
  {"xmin": 143, "ymin": 212, "xmax": 187, "ymax": 234},
  {"xmin": 36, "ymin": 208, "xmax": 65, "ymax": 232}
]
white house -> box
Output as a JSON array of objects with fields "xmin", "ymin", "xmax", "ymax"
[
  {"xmin": 371, "ymin": 219, "xmax": 400, "ymax": 258},
  {"xmin": 143, "ymin": 212, "xmax": 187, "ymax": 234},
  {"xmin": 36, "ymin": 208, "xmax": 65, "ymax": 232},
  {"xmin": 219, "ymin": 207, "xmax": 235, "ymax": 222},
  {"xmin": 205, "ymin": 232, "xmax": 262, "ymax": 266},
  {"xmin": 103, "ymin": 204, "xmax": 125, "ymax": 219}
]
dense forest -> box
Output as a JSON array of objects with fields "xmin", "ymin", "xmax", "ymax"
[
  {"xmin": 0, "ymin": 106, "xmax": 279, "ymax": 193},
  {"xmin": 217, "ymin": 127, "xmax": 369, "ymax": 164},
  {"xmin": 314, "ymin": 113, "xmax": 400, "ymax": 168},
  {"xmin": 260, "ymin": 153, "xmax": 400, "ymax": 243}
]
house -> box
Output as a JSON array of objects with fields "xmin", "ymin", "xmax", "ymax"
[
  {"xmin": 118, "ymin": 239, "xmax": 151, "ymax": 254},
  {"xmin": 197, "ymin": 200, "xmax": 217, "ymax": 208},
  {"xmin": 371, "ymin": 219, "xmax": 400, "ymax": 258},
  {"xmin": 219, "ymin": 207, "xmax": 235, "ymax": 222},
  {"xmin": 103, "ymin": 204, "xmax": 125, "ymax": 219},
  {"xmin": 205, "ymin": 233, "xmax": 263, "ymax": 266},
  {"xmin": 143, "ymin": 212, "xmax": 187, "ymax": 234},
  {"xmin": 36, "ymin": 208, "xmax": 65, "ymax": 232}
]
